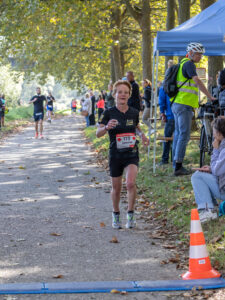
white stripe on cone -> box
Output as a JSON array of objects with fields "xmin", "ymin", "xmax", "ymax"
[
  {"xmin": 189, "ymin": 245, "xmax": 209, "ymax": 259},
  {"xmin": 190, "ymin": 220, "xmax": 203, "ymax": 233}
]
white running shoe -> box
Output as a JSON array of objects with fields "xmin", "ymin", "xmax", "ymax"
[
  {"xmin": 112, "ymin": 212, "xmax": 122, "ymax": 229},
  {"xmin": 199, "ymin": 209, "xmax": 217, "ymax": 223},
  {"xmin": 126, "ymin": 212, "xmax": 136, "ymax": 229}
]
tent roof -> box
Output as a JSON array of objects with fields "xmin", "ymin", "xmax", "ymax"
[{"xmin": 154, "ymin": 0, "xmax": 225, "ymax": 56}]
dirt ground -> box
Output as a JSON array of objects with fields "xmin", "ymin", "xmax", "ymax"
[{"xmin": 0, "ymin": 115, "xmax": 223, "ymax": 300}]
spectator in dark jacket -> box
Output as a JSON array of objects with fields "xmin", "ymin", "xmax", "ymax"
[
  {"xmin": 142, "ymin": 79, "xmax": 153, "ymax": 129},
  {"xmin": 126, "ymin": 71, "xmax": 141, "ymax": 112},
  {"xmin": 89, "ymin": 90, "xmax": 96, "ymax": 126},
  {"xmin": 158, "ymin": 86, "xmax": 175, "ymax": 165}
]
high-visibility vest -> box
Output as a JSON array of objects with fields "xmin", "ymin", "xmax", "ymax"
[{"xmin": 174, "ymin": 58, "xmax": 199, "ymax": 108}]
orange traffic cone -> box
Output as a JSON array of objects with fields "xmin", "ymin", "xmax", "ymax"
[{"xmin": 182, "ymin": 209, "xmax": 221, "ymax": 280}]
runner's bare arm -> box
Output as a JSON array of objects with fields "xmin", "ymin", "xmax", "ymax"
[
  {"xmin": 96, "ymin": 124, "xmax": 108, "ymax": 138},
  {"xmin": 136, "ymin": 124, "xmax": 149, "ymax": 146}
]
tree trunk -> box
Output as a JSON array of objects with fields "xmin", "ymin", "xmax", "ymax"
[
  {"xmin": 124, "ymin": 0, "xmax": 152, "ymax": 80},
  {"xmin": 110, "ymin": 50, "xmax": 116, "ymax": 83},
  {"xmin": 111, "ymin": 8, "xmax": 123, "ymax": 80},
  {"xmin": 120, "ymin": 49, "xmax": 125, "ymax": 77},
  {"xmin": 140, "ymin": 1, "xmax": 151, "ymax": 80},
  {"xmin": 200, "ymin": 0, "xmax": 223, "ymax": 89},
  {"xmin": 165, "ymin": 0, "xmax": 175, "ymax": 71},
  {"xmin": 178, "ymin": 0, "xmax": 190, "ymax": 24}
]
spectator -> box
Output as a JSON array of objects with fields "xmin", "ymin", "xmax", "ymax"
[
  {"xmin": 105, "ymin": 83, "xmax": 115, "ymax": 109},
  {"xmin": 89, "ymin": 90, "xmax": 96, "ymax": 126},
  {"xmin": 0, "ymin": 94, "xmax": 6, "ymax": 127},
  {"xmin": 126, "ymin": 71, "xmax": 141, "ymax": 112},
  {"xmin": 82, "ymin": 93, "xmax": 92, "ymax": 127},
  {"xmin": 142, "ymin": 79, "xmax": 154, "ymax": 132},
  {"xmin": 191, "ymin": 116, "xmax": 225, "ymax": 223},
  {"xmin": 158, "ymin": 86, "xmax": 175, "ymax": 165},
  {"xmin": 96, "ymin": 94, "xmax": 105, "ymax": 120},
  {"xmin": 172, "ymin": 42, "xmax": 216, "ymax": 176},
  {"xmin": 0, "ymin": 97, "xmax": 2, "ymax": 131}
]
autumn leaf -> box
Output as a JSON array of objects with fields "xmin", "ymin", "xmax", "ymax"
[
  {"xmin": 110, "ymin": 236, "xmax": 119, "ymax": 243},
  {"xmin": 110, "ymin": 289, "xmax": 120, "ymax": 294},
  {"xmin": 120, "ymin": 291, "xmax": 128, "ymax": 295},
  {"xmin": 100, "ymin": 222, "xmax": 106, "ymax": 228},
  {"xmin": 19, "ymin": 166, "xmax": 26, "ymax": 170},
  {"xmin": 57, "ymin": 179, "xmax": 64, "ymax": 182},
  {"xmin": 53, "ymin": 275, "xmax": 64, "ymax": 279},
  {"xmin": 50, "ymin": 233, "xmax": 62, "ymax": 236}
]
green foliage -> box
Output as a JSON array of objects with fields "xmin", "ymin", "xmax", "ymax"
[{"xmin": 5, "ymin": 105, "xmax": 33, "ymax": 121}]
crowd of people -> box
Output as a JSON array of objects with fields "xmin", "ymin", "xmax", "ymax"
[
  {"xmin": 93, "ymin": 42, "xmax": 225, "ymax": 227},
  {"xmin": 26, "ymin": 42, "xmax": 225, "ymax": 227}
]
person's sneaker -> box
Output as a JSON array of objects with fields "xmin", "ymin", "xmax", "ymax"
[
  {"xmin": 112, "ymin": 212, "xmax": 122, "ymax": 229},
  {"xmin": 47, "ymin": 119, "xmax": 51, "ymax": 123},
  {"xmin": 126, "ymin": 212, "xmax": 136, "ymax": 229},
  {"xmin": 199, "ymin": 209, "xmax": 218, "ymax": 223},
  {"xmin": 174, "ymin": 166, "xmax": 191, "ymax": 176},
  {"xmin": 35, "ymin": 133, "xmax": 38, "ymax": 139},
  {"xmin": 40, "ymin": 134, "xmax": 44, "ymax": 139}
]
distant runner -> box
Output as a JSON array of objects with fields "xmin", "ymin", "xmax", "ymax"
[
  {"xmin": 96, "ymin": 80, "xmax": 149, "ymax": 229},
  {"xmin": 29, "ymin": 87, "xmax": 46, "ymax": 139},
  {"xmin": 71, "ymin": 99, "xmax": 77, "ymax": 114},
  {"xmin": 46, "ymin": 91, "xmax": 55, "ymax": 123}
]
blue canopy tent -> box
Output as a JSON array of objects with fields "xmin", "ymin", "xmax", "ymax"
[{"xmin": 150, "ymin": 0, "xmax": 225, "ymax": 172}]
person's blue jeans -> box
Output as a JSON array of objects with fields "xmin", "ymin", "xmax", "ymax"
[
  {"xmin": 172, "ymin": 103, "xmax": 193, "ymax": 164},
  {"xmin": 191, "ymin": 171, "xmax": 225, "ymax": 209},
  {"xmin": 85, "ymin": 115, "xmax": 90, "ymax": 127},
  {"xmin": 161, "ymin": 119, "xmax": 175, "ymax": 163}
]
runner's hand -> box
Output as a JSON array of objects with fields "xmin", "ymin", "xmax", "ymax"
[{"xmin": 106, "ymin": 119, "xmax": 118, "ymax": 130}]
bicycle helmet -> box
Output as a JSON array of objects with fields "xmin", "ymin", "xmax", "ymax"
[{"xmin": 186, "ymin": 42, "xmax": 205, "ymax": 53}]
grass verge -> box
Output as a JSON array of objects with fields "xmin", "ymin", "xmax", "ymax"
[{"xmin": 84, "ymin": 123, "xmax": 225, "ymax": 273}]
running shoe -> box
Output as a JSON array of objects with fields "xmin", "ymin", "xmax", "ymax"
[
  {"xmin": 35, "ymin": 133, "xmax": 38, "ymax": 139},
  {"xmin": 40, "ymin": 134, "xmax": 44, "ymax": 139},
  {"xmin": 199, "ymin": 209, "xmax": 217, "ymax": 223},
  {"xmin": 126, "ymin": 212, "xmax": 136, "ymax": 229},
  {"xmin": 47, "ymin": 119, "xmax": 51, "ymax": 123},
  {"xmin": 112, "ymin": 212, "xmax": 122, "ymax": 229}
]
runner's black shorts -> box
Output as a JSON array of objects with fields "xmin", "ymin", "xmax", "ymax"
[
  {"xmin": 109, "ymin": 152, "xmax": 139, "ymax": 177},
  {"xmin": 34, "ymin": 112, "xmax": 44, "ymax": 122}
]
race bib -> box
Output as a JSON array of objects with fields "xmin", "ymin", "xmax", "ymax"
[
  {"xmin": 48, "ymin": 105, "xmax": 52, "ymax": 108},
  {"xmin": 116, "ymin": 133, "xmax": 136, "ymax": 149}
]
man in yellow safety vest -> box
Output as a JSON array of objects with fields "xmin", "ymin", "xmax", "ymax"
[{"xmin": 172, "ymin": 42, "xmax": 216, "ymax": 176}]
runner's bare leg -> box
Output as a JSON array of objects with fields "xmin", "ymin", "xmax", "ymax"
[{"xmin": 125, "ymin": 164, "xmax": 138, "ymax": 211}]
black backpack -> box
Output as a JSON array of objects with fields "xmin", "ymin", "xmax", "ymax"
[{"xmin": 163, "ymin": 60, "xmax": 189, "ymax": 100}]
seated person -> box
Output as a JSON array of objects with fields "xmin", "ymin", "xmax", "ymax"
[{"xmin": 191, "ymin": 116, "xmax": 225, "ymax": 223}]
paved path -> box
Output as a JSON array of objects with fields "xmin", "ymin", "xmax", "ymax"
[{"xmin": 0, "ymin": 116, "xmax": 184, "ymax": 299}]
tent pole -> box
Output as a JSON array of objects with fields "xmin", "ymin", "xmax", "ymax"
[
  {"xmin": 148, "ymin": 53, "xmax": 156, "ymax": 158},
  {"xmin": 153, "ymin": 51, "xmax": 159, "ymax": 173}
]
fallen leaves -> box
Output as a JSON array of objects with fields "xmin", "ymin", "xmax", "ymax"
[
  {"xmin": 18, "ymin": 166, "xmax": 26, "ymax": 170},
  {"xmin": 53, "ymin": 275, "xmax": 64, "ymax": 279},
  {"xmin": 110, "ymin": 290, "xmax": 127, "ymax": 295},
  {"xmin": 100, "ymin": 222, "xmax": 106, "ymax": 228},
  {"xmin": 110, "ymin": 236, "xmax": 119, "ymax": 243},
  {"xmin": 50, "ymin": 233, "xmax": 62, "ymax": 237},
  {"xmin": 57, "ymin": 179, "xmax": 64, "ymax": 182}
]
